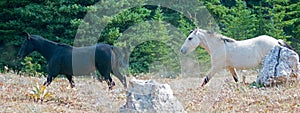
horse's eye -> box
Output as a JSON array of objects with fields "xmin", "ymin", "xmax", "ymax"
[
  {"xmin": 188, "ymin": 37, "xmax": 193, "ymax": 40},
  {"xmin": 189, "ymin": 30, "xmax": 193, "ymax": 34}
]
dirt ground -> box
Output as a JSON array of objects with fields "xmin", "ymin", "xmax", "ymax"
[{"xmin": 0, "ymin": 71, "xmax": 300, "ymax": 113}]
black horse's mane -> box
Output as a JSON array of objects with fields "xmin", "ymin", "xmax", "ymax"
[
  {"xmin": 57, "ymin": 43, "xmax": 72, "ymax": 47},
  {"xmin": 31, "ymin": 35, "xmax": 72, "ymax": 48}
]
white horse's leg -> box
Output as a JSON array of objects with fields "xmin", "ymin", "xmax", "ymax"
[
  {"xmin": 228, "ymin": 66, "xmax": 238, "ymax": 82},
  {"xmin": 201, "ymin": 67, "xmax": 220, "ymax": 87}
]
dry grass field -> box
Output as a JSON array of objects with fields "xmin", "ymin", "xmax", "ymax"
[{"xmin": 0, "ymin": 72, "xmax": 300, "ymax": 112}]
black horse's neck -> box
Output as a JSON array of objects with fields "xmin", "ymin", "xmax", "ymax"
[{"xmin": 32, "ymin": 36, "xmax": 60, "ymax": 62}]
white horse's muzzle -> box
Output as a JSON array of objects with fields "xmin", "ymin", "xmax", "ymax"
[{"xmin": 180, "ymin": 47, "xmax": 188, "ymax": 55}]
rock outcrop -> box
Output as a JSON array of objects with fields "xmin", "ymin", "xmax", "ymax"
[
  {"xmin": 119, "ymin": 78, "xmax": 186, "ymax": 113},
  {"xmin": 257, "ymin": 46, "xmax": 300, "ymax": 86}
]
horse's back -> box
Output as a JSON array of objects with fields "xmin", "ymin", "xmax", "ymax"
[
  {"xmin": 252, "ymin": 35, "xmax": 280, "ymax": 54},
  {"xmin": 234, "ymin": 35, "xmax": 279, "ymax": 50},
  {"xmin": 72, "ymin": 46, "xmax": 96, "ymax": 75},
  {"xmin": 71, "ymin": 44, "xmax": 111, "ymax": 75},
  {"xmin": 54, "ymin": 46, "xmax": 73, "ymax": 75},
  {"xmin": 254, "ymin": 35, "xmax": 279, "ymax": 45},
  {"xmin": 226, "ymin": 35, "xmax": 280, "ymax": 69}
]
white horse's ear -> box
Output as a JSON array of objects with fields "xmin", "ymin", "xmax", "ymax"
[
  {"xmin": 194, "ymin": 28, "xmax": 199, "ymax": 34},
  {"xmin": 189, "ymin": 30, "xmax": 194, "ymax": 34}
]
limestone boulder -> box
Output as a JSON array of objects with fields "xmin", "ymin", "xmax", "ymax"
[
  {"xmin": 119, "ymin": 78, "xmax": 186, "ymax": 113},
  {"xmin": 257, "ymin": 46, "xmax": 300, "ymax": 86}
]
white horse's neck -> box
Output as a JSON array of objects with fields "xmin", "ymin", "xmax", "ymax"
[{"xmin": 198, "ymin": 33, "xmax": 225, "ymax": 55}]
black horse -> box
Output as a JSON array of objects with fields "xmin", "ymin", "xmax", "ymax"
[{"xmin": 17, "ymin": 33, "xmax": 127, "ymax": 90}]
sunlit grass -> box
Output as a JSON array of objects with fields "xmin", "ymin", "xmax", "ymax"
[{"xmin": 0, "ymin": 72, "xmax": 299, "ymax": 112}]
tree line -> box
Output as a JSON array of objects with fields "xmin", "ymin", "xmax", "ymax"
[{"xmin": 0, "ymin": 0, "xmax": 299, "ymax": 77}]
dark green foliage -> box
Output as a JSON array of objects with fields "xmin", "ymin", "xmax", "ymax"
[
  {"xmin": 0, "ymin": 0, "xmax": 299, "ymax": 77},
  {"xmin": 20, "ymin": 56, "xmax": 42, "ymax": 77},
  {"xmin": 0, "ymin": 0, "xmax": 99, "ymax": 75},
  {"xmin": 249, "ymin": 81, "xmax": 264, "ymax": 88},
  {"xmin": 221, "ymin": 0, "xmax": 256, "ymax": 39}
]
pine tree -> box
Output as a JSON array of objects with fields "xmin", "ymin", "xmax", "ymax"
[
  {"xmin": 281, "ymin": 1, "xmax": 300, "ymax": 53},
  {"xmin": 0, "ymin": 0, "xmax": 98, "ymax": 73},
  {"xmin": 222, "ymin": 0, "xmax": 256, "ymax": 40}
]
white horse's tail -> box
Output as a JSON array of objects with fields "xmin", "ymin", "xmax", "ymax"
[
  {"xmin": 278, "ymin": 39, "xmax": 294, "ymax": 51},
  {"xmin": 278, "ymin": 39, "xmax": 300, "ymax": 62}
]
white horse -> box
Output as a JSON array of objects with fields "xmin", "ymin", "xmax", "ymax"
[{"xmin": 180, "ymin": 28, "xmax": 293, "ymax": 86}]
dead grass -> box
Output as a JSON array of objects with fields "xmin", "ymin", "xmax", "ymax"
[{"xmin": 0, "ymin": 72, "xmax": 300, "ymax": 112}]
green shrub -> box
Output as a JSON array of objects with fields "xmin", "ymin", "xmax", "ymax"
[{"xmin": 20, "ymin": 57, "xmax": 42, "ymax": 77}]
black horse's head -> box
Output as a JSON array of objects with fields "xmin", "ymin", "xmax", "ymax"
[{"xmin": 17, "ymin": 33, "xmax": 35, "ymax": 59}]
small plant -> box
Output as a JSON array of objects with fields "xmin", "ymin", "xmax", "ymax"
[
  {"xmin": 25, "ymin": 83, "xmax": 54, "ymax": 102},
  {"xmin": 249, "ymin": 82, "xmax": 264, "ymax": 88}
]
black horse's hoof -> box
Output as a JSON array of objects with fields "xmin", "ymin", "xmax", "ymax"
[
  {"xmin": 70, "ymin": 84, "xmax": 75, "ymax": 88},
  {"xmin": 201, "ymin": 82, "xmax": 206, "ymax": 87},
  {"xmin": 112, "ymin": 81, "xmax": 116, "ymax": 86},
  {"xmin": 108, "ymin": 81, "xmax": 116, "ymax": 90},
  {"xmin": 43, "ymin": 81, "xmax": 49, "ymax": 86},
  {"xmin": 109, "ymin": 85, "xmax": 115, "ymax": 90}
]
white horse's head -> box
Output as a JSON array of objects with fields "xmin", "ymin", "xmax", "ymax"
[{"xmin": 180, "ymin": 29, "xmax": 205, "ymax": 54}]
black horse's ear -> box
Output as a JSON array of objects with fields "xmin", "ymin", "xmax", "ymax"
[{"xmin": 24, "ymin": 32, "xmax": 31, "ymax": 40}]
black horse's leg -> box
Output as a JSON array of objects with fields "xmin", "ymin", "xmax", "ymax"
[
  {"xmin": 97, "ymin": 65, "xmax": 115, "ymax": 90},
  {"xmin": 107, "ymin": 77, "xmax": 115, "ymax": 90},
  {"xmin": 43, "ymin": 63, "xmax": 60, "ymax": 87},
  {"xmin": 66, "ymin": 75, "xmax": 75, "ymax": 88},
  {"xmin": 102, "ymin": 73, "xmax": 115, "ymax": 90},
  {"xmin": 43, "ymin": 73, "xmax": 59, "ymax": 86},
  {"xmin": 43, "ymin": 77, "xmax": 51, "ymax": 86},
  {"xmin": 97, "ymin": 74, "xmax": 105, "ymax": 82},
  {"xmin": 102, "ymin": 72, "xmax": 115, "ymax": 90}
]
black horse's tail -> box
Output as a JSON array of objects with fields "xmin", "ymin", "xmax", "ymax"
[
  {"xmin": 110, "ymin": 46, "xmax": 128, "ymax": 88},
  {"xmin": 278, "ymin": 39, "xmax": 295, "ymax": 51},
  {"xmin": 111, "ymin": 46, "xmax": 127, "ymax": 68}
]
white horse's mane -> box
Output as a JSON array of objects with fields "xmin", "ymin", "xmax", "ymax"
[
  {"xmin": 220, "ymin": 36, "xmax": 236, "ymax": 42},
  {"xmin": 196, "ymin": 28, "xmax": 236, "ymax": 43}
]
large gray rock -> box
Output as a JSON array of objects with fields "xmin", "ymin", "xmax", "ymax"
[
  {"xmin": 257, "ymin": 46, "xmax": 300, "ymax": 86},
  {"xmin": 119, "ymin": 78, "xmax": 186, "ymax": 113}
]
